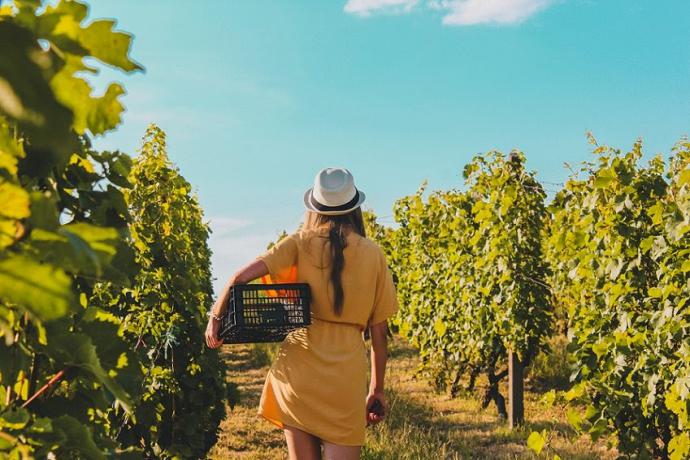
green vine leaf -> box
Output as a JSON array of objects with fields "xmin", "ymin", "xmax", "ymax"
[
  {"xmin": 0, "ymin": 21, "xmax": 73, "ymax": 153},
  {"xmin": 43, "ymin": 321, "xmax": 134, "ymax": 413},
  {"xmin": 527, "ymin": 430, "xmax": 546, "ymax": 454},
  {"xmin": 0, "ymin": 255, "xmax": 75, "ymax": 320}
]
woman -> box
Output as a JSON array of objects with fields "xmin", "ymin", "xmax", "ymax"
[{"xmin": 205, "ymin": 167, "xmax": 398, "ymax": 459}]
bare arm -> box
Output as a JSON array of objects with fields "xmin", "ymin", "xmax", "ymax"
[
  {"xmin": 205, "ymin": 258, "xmax": 269, "ymax": 348},
  {"xmin": 366, "ymin": 320, "xmax": 389, "ymax": 424},
  {"xmin": 211, "ymin": 259, "xmax": 270, "ymax": 316},
  {"xmin": 369, "ymin": 321, "xmax": 388, "ymax": 392}
]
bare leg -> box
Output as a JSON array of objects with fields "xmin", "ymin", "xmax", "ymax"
[
  {"xmin": 322, "ymin": 441, "xmax": 361, "ymax": 460},
  {"xmin": 284, "ymin": 425, "xmax": 322, "ymax": 460}
]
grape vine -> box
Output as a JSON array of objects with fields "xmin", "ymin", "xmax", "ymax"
[
  {"xmin": 370, "ymin": 151, "xmax": 552, "ymax": 416},
  {"xmin": 0, "ymin": 2, "xmax": 228, "ymax": 458},
  {"xmin": 93, "ymin": 125, "xmax": 229, "ymax": 458},
  {"xmin": 546, "ymin": 136, "xmax": 690, "ymax": 458}
]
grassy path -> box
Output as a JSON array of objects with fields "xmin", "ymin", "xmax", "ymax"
[{"xmin": 209, "ymin": 339, "xmax": 616, "ymax": 459}]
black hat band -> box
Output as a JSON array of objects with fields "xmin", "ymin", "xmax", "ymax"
[{"xmin": 309, "ymin": 190, "xmax": 360, "ymax": 212}]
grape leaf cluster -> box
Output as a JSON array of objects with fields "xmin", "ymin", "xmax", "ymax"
[
  {"xmin": 0, "ymin": 2, "xmax": 227, "ymax": 458},
  {"xmin": 366, "ymin": 151, "xmax": 552, "ymax": 416},
  {"xmin": 546, "ymin": 137, "xmax": 690, "ymax": 458}
]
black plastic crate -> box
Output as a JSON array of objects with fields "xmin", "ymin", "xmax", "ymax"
[{"xmin": 217, "ymin": 283, "xmax": 311, "ymax": 343}]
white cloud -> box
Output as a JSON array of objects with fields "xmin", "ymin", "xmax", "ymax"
[
  {"xmin": 344, "ymin": 0, "xmax": 556, "ymax": 25},
  {"xmin": 344, "ymin": 0, "xmax": 420, "ymax": 16},
  {"xmin": 440, "ymin": 0, "xmax": 554, "ymax": 25}
]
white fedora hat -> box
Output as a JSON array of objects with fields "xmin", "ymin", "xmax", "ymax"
[{"xmin": 304, "ymin": 167, "xmax": 366, "ymax": 216}]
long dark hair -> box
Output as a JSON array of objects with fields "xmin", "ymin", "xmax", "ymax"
[{"xmin": 304, "ymin": 207, "xmax": 366, "ymax": 315}]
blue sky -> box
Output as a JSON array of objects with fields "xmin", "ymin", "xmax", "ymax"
[{"xmin": 87, "ymin": 0, "xmax": 690, "ymax": 294}]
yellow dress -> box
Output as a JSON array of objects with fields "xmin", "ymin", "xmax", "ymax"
[{"xmin": 256, "ymin": 227, "xmax": 399, "ymax": 446}]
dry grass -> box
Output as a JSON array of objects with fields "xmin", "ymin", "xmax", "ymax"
[
  {"xmin": 208, "ymin": 339, "xmax": 617, "ymax": 459},
  {"xmin": 208, "ymin": 345, "xmax": 285, "ymax": 459}
]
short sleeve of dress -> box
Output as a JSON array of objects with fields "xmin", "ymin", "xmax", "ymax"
[
  {"xmin": 258, "ymin": 233, "xmax": 299, "ymax": 281},
  {"xmin": 368, "ymin": 248, "xmax": 399, "ymax": 326}
]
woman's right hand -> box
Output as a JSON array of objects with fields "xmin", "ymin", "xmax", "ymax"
[
  {"xmin": 205, "ymin": 315, "xmax": 223, "ymax": 349},
  {"xmin": 365, "ymin": 390, "xmax": 387, "ymax": 426}
]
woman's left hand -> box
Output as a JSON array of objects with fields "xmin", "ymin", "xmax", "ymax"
[
  {"xmin": 205, "ymin": 316, "xmax": 223, "ymax": 349},
  {"xmin": 365, "ymin": 390, "xmax": 387, "ymax": 426}
]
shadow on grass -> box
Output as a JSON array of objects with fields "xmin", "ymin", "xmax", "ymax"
[
  {"xmin": 217, "ymin": 345, "xmax": 273, "ymax": 408},
  {"xmin": 248, "ymin": 343, "xmax": 281, "ymax": 368},
  {"xmin": 210, "ymin": 344, "xmax": 287, "ymax": 459},
  {"xmin": 387, "ymin": 341, "xmax": 420, "ymax": 361},
  {"xmin": 523, "ymin": 419, "xmax": 577, "ymax": 438},
  {"xmin": 213, "ymin": 338, "xmax": 607, "ymax": 460},
  {"xmin": 364, "ymin": 383, "xmax": 601, "ymax": 460},
  {"xmin": 219, "ymin": 346, "xmax": 255, "ymax": 372},
  {"xmin": 363, "ymin": 385, "xmax": 471, "ymax": 459}
]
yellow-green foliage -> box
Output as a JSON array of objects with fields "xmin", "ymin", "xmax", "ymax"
[
  {"xmin": 371, "ymin": 152, "xmax": 552, "ymax": 416},
  {"xmin": 545, "ymin": 137, "xmax": 690, "ymax": 458},
  {"xmin": 0, "ymin": 1, "xmax": 144, "ymax": 457},
  {"xmin": 94, "ymin": 125, "xmax": 228, "ymax": 458}
]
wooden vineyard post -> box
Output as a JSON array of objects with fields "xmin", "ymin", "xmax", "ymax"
[{"xmin": 508, "ymin": 350, "xmax": 524, "ymax": 428}]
